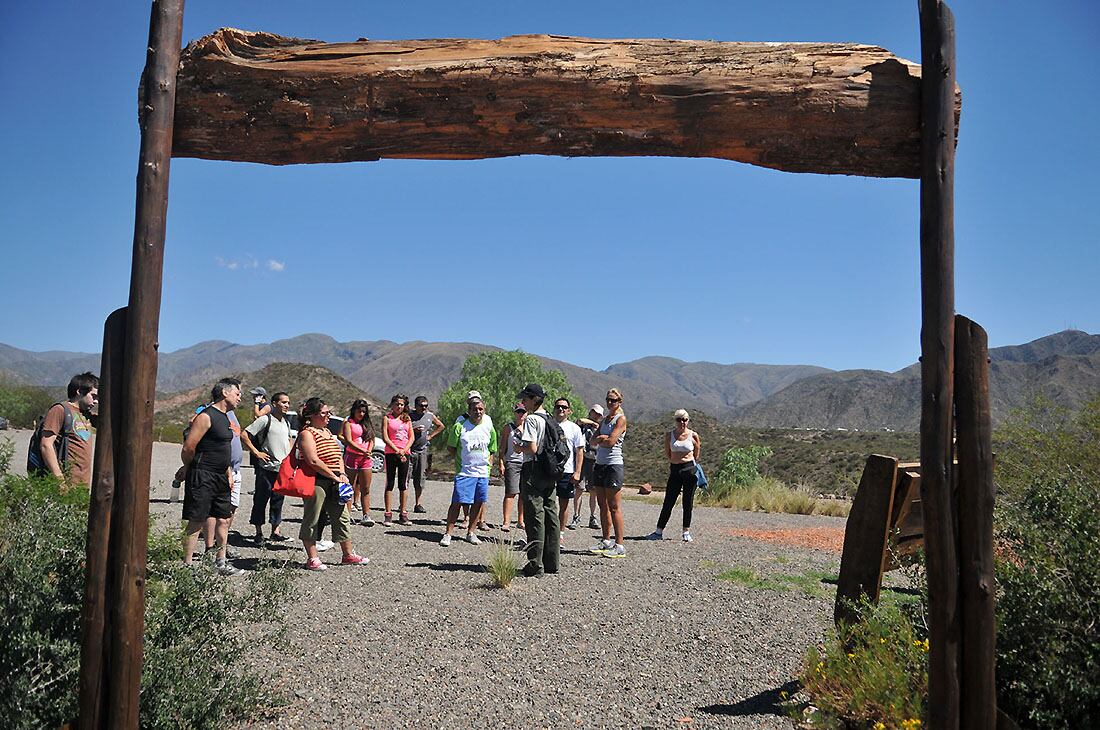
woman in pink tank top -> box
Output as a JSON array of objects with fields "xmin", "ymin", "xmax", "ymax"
[
  {"xmin": 381, "ymin": 394, "xmax": 413, "ymax": 526},
  {"xmin": 340, "ymin": 399, "xmax": 376, "ymax": 523}
]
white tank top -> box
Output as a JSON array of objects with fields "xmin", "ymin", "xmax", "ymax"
[{"xmin": 669, "ymin": 430, "xmax": 694, "ymax": 455}]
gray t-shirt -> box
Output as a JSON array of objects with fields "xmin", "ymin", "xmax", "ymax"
[
  {"xmin": 519, "ymin": 409, "xmax": 548, "ymax": 463},
  {"xmin": 595, "ymin": 413, "xmax": 626, "ymax": 466},
  {"xmin": 410, "ymin": 410, "xmax": 436, "ymax": 452},
  {"xmin": 245, "ymin": 413, "xmax": 293, "ymax": 471}
]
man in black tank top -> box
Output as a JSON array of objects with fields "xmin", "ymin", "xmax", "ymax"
[{"xmin": 180, "ymin": 379, "xmax": 244, "ymax": 576}]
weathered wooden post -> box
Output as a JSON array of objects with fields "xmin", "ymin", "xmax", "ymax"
[
  {"xmin": 75, "ymin": 1, "xmax": 185, "ymax": 727},
  {"xmin": 918, "ymin": 1, "xmax": 960, "ymax": 728},
  {"xmin": 77, "ymin": 308, "xmax": 127, "ymax": 728},
  {"xmin": 954, "ymin": 315, "xmax": 997, "ymax": 728}
]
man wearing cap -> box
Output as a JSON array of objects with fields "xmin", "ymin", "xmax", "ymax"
[
  {"xmin": 441, "ymin": 393, "xmax": 497, "ymax": 546},
  {"xmin": 574, "ymin": 404, "xmax": 604, "ymax": 529},
  {"xmin": 517, "ymin": 383, "xmax": 560, "ymax": 576},
  {"xmin": 250, "ymin": 386, "xmax": 271, "ymax": 420}
]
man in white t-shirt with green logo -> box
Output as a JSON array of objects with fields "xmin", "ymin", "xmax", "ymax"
[{"xmin": 440, "ymin": 394, "xmax": 497, "ymax": 546}]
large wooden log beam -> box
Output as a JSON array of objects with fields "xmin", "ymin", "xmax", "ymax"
[{"xmin": 171, "ymin": 29, "xmax": 960, "ymax": 177}]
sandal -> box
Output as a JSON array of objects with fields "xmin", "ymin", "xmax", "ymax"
[{"xmin": 500, "ymin": 525, "xmax": 511, "ymax": 533}]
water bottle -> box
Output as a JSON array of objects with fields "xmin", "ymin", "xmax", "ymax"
[{"xmin": 170, "ymin": 478, "xmax": 181, "ymax": 503}]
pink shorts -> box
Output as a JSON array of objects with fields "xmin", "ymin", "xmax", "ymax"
[{"xmin": 345, "ymin": 452, "xmax": 372, "ymax": 471}]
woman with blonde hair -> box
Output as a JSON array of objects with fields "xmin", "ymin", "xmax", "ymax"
[
  {"xmin": 648, "ymin": 409, "xmax": 701, "ymax": 542},
  {"xmin": 589, "ymin": 388, "xmax": 629, "ymax": 559}
]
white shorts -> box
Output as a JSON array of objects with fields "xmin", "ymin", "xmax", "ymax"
[{"xmin": 230, "ymin": 469, "xmax": 242, "ymax": 508}]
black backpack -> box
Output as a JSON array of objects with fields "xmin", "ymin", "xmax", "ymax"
[
  {"xmin": 535, "ymin": 413, "xmax": 571, "ymax": 479},
  {"xmin": 27, "ymin": 403, "xmax": 74, "ymax": 476}
]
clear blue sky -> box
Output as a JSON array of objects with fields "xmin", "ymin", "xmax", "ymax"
[{"xmin": 1, "ymin": 1, "xmax": 1097, "ymax": 372}]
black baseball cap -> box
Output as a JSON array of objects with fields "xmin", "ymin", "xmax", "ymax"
[{"xmin": 518, "ymin": 383, "xmax": 546, "ymax": 399}]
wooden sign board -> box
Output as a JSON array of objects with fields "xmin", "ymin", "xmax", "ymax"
[{"xmin": 835, "ymin": 456, "xmax": 932, "ymax": 625}]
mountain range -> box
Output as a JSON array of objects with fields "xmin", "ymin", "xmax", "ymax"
[{"xmin": 2, "ymin": 330, "xmax": 1098, "ymax": 430}]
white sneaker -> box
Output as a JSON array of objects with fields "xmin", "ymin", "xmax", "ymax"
[
  {"xmin": 440, "ymin": 534, "xmax": 452, "ymax": 547},
  {"xmin": 682, "ymin": 531, "xmax": 694, "ymax": 543},
  {"xmin": 466, "ymin": 533, "xmax": 481, "ymax": 545},
  {"xmin": 316, "ymin": 539, "xmax": 335, "ymax": 552},
  {"xmin": 603, "ymin": 543, "xmax": 626, "ymax": 559},
  {"xmin": 589, "ymin": 539, "xmax": 614, "ymax": 554},
  {"xmin": 646, "ymin": 530, "xmax": 664, "ymax": 541}
]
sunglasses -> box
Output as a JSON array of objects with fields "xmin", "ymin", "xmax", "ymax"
[
  {"xmin": 555, "ymin": 404, "xmax": 571, "ymax": 410},
  {"xmin": 676, "ymin": 417, "xmax": 689, "ymax": 422},
  {"xmin": 606, "ymin": 397, "xmax": 621, "ymax": 403}
]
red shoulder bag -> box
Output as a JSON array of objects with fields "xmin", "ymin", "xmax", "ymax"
[{"xmin": 273, "ymin": 435, "xmax": 316, "ymax": 499}]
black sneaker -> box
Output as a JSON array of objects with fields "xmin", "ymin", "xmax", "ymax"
[{"xmin": 413, "ymin": 504, "xmax": 427, "ymax": 514}]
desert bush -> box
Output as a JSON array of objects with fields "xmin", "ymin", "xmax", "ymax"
[
  {"xmin": 0, "ymin": 436, "xmax": 14, "ymax": 475},
  {"xmin": 0, "ymin": 472, "xmax": 294, "ymax": 729},
  {"xmin": 487, "ymin": 539, "xmax": 519, "ymax": 589},
  {"xmin": 992, "ymin": 394, "xmax": 1100, "ymax": 728},
  {"xmin": 701, "ymin": 472, "xmax": 850, "ymax": 517},
  {"xmin": 797, "ymin": 597, "xmax": 928, "ymax": 729}
]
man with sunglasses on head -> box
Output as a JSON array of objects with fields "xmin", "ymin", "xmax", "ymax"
[
  {"xmin": 552, "ymin": 397, "xmax": 586, "ymax": 542},
  {"xmin": 409, "ymin": 395, "xmax": 444, "ymax": 514}
]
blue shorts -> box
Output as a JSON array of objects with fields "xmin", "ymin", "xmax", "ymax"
[
  {"xmin": 452, "ymin": 476, "xmax": 489, "ymax": 505},
  {"xmin": 556, "ymin": 477, "xmax": 576, "ymax": 499}
]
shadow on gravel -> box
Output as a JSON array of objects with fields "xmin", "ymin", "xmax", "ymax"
[
  {"xmin": 405, "ymin": 562, "xmax": 486, "ymax": 574},
  {"xmin": 387, "ymin": 529, "xmax": 445, "ymax": 543},
  {"xmin": 697, "ymin": 679, "xmax": 800, "ymax": 718},
  {"xmin": 149, "ymin": 498, "xmax": 172, "ymax": 504}
]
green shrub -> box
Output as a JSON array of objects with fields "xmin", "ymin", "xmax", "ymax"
[
  {"xmin": 714, "ymin": 445, "xmax": 773, "ymax": 487},
  {"xmin": 0, "ymin": 473, "xmax": 294, "ymax": 729},
  {"xmin": 797, "ymin": 598, "xmax": 928, "ymax": 729},
  {"xmin": 993, "ymin": 395, "xmax": 1100, "ymax": 728}
]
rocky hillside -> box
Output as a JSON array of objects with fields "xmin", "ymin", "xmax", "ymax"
[
  {"xmin": 5, "ymin": 330, "xmax": 1098, "ymax": 431},
  {"xmin": 732, "ymin": 331, "xmax": 1100, "ymax": 430},
  {"xmin": 152, "ymin": 362, "xmax": 386, "ymax": 442},
  {"xmin": 6, "ymin": 335, "xmax": 827, "ymax": 422}
]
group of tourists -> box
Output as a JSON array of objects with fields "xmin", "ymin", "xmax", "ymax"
[{"xmin": 30, "ymin": 372, "xmax": 704, "ymax": 579}]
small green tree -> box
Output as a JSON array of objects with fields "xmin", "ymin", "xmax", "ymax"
[
  {"xmin": 438, "ymin": 350, "xmax": 583, "ymax": 438},
  {"xmin": 715, "ymin": 445, "xmax": 773, "ymax": 487}
]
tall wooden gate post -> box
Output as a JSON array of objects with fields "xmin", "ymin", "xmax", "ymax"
[
  {"xmin": 954, "ymin": 316, "xmax": 997, "ymax": 728},
  {"xmin": 918, "ymin": 1, "xmax": 960, "ymax": 728},
  {"xmin": 78, "ymin": 308, "xmax": 127, "ymax": 728},
  {"xmin": 75, "ymin": 1, "xmax": 185, "ymax": 727}
]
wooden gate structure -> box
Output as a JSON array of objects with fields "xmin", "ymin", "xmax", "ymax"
[{"xmin": 76, "ymin": 1, "xmax": 995, "ymax": 728}]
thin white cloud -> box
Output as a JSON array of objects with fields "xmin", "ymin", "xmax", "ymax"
[{"xmin": 215, "ymin": 253, "xmax": 273, "ymax": 270}]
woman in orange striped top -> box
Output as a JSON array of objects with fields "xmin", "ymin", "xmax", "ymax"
[{"xmin": 298, "ymin": 397, "xmax": 369, "ymax": 571}]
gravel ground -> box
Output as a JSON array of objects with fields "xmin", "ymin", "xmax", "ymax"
[{"xmin": 7, "ymin": 430, "xmax": 847, "ymax": 728}]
